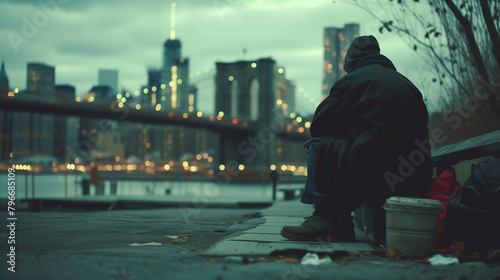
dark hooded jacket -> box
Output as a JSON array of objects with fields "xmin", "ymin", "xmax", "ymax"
[{"xmin": 310, "ymin": 35, "xmax": 432, "ymax": 210}]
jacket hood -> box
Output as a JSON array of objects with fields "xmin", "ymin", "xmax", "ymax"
[{"xmin": 343, "ymin": 35, "xmax": 396, "ymax": 73}]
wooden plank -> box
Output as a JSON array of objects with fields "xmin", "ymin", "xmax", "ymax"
[{"xmin": 431, "ymin": 130, "xmax": 500, "ymax": 166}]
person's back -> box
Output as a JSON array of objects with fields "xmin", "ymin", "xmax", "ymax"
[{"xmin": 281, "ymin": 35, "xmax": 432, "ymax": 242}]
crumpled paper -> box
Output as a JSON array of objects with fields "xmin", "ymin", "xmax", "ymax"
[
  {"xmin": 428, "ymin": 254, "xmax": 459, "ymax": 266},
  {"xmin": 300, "ymin": 253, "xmax": 332, "ymax": 265},
  {"xmin": 127, "ymin": 242, "xmax": 162, "ymax": 246}
]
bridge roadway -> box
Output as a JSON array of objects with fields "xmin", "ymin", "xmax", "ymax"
[{"xmin": 0, "ymin": 96, "xmax": 309, "ymax": 141}]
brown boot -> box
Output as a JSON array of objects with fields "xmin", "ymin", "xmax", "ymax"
[{"xmin": 280, "ymin": 215, "xmax": 343, "ymax": 242}]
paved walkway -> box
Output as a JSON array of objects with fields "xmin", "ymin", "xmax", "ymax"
[{"xmin": 203, "ymin": 200, "xmax": 375, "ymax": 257}]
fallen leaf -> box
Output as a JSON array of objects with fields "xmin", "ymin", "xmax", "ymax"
[
  {"xmin": 127, "ymin": 242, "xmax": 162, "ymax": 246},
  {"xmin": 275, "ymin": 257, "xmax": 300, "ymax": 263},
  {"xmin": 165, "ymin": 235, "xmax": 179, "ymax": 239},
  {"xmin": 386, "ymin": 247, "xmax": 402, "ymax": 259},
  {"xmin": 487, "ymin": 249, "xmax": 500, "ymax": 260}
]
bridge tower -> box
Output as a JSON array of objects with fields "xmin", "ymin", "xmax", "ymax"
[{"xmin": 215, "ymin": 58, "xmax": 280, "ymax": 178}]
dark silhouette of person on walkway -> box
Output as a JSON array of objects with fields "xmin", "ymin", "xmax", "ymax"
[{"xmin": 281, "ymin": 35, "xmax": 432, "ymax": 242}]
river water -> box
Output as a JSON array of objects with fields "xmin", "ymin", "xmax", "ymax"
[{"xmin": 1, "ymin": 173, "xmax": 303, "ymax": 200}]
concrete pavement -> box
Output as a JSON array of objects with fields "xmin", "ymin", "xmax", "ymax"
[
  {"xmin": 1, "ymin": 198, "xmax": 500, "ymax": 280},
  {"xmin": 203, "ymin": 200, "xmax": 375, "ymax": 257}
]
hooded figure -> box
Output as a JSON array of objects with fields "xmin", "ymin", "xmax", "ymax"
[{"xmin": 281, "ymin": 35, "xmax": 432, "ymax": 242}]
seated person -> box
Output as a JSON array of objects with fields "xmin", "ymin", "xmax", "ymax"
[{"xmin": 281, "ymin": 35, "xmax": 432, "ymax": 241}]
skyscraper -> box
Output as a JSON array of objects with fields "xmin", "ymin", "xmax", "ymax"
[
  {"xmin": 161, "ymin": 3, "xmax": 190, "ymax": 111},
  {"xmin": 54, "ymin": 85, "xmax": 77, "ymax": 160},
  {"xmin": 0, "ymin": 61, "xmax": 9, "ymax": 96},
  {"xmin": 27, "ymin": 63, "xmax": 55, "ymax": 95},
  {"xmin": 322, "ymin": 23, "xmax": 359, "ymax": 99},
  {"xmin": 12, "ymin": 62, "xmax": 56, "ymax": 158},
  {"xmin": 0, "ymin": 61, "xmax": 11, "ymax": 160},
  {"xmin": 98, "ymin": 69, "xmax": 118, "ymax": 94}
]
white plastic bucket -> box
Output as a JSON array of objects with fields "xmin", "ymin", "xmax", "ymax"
[{"xmin": 383, "ymin": 197, "xmax": 443, "ymax": 257}]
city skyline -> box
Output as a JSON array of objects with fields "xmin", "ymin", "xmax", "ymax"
[{"xmin": 1, "ymin": 0, "xmax": 430, "ymax": 115}]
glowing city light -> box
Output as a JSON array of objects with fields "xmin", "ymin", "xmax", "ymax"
[
  {"xmin": 121, "ymin": 97, "xmax": 126, "ymax": 103},
  {"xmin": 189, "ymin": 166, "xmax": 198, "ymax": 172},
  {"xmin": 276, "ymin": 99, "xmax": 283, "ymax": 106},
  {"xmin": 278, "ymin": 68, "xmax": 284, "ymax": 74},
  {"xmin": 232, "ymin": 119, "xmax": 238, "ymax": 125},
  {"xmin": 135, "ymin": 104, "xmax": 141, "ymax": 110},
  {"xmin": 218, "ymin": 111, "xmax": 224, "ymax": 117},
  {"xmin": 161, "ymin": 84, "xmax": 166, "ymax": 89},
  {"xmin": 270, "ymin": 164, "xmax": 277, "ymax": 171},
  {"xmin": 238, "ymin": 164, "xmax": 244, "ymax": 171},
  {"xmin": 155, "ymin": 104, "xmax": 162, "ymax": 111},
  {"xmin": 134, "ymin": 91, "xmax": 140, "ymax": 96},
  {"xmin": 290, "ymin": 113, "xmax": 296, "ymax": 118},
  {"xmin": 197, "ymin": 111, "xmax": 202, "ymax": 117},
  {"xmin": 228, "ymin": 76, "xmax": 234, "ymax": 81},
  {"xmin": 305, "ymin": 121, "xmax": 311, "ymax": 129},
  {"xmin": 219, "ymin": 164, "xmax": 225, "ymax": 171},
  {"xmin": 296, "ymin": 117, "xmax": 302, "ymax": 123},
  {"xmin": 251, "ymin": 62, "xmax": 257, "ymax": 68},
  {"xmin": 152, "ymin": 86, "xmax": 157, "ymax": 91},
  {"xmin": 116, "ymin": 93, "xmax": 122, "ymax": 99},
  {"xmin": 164, "ymin": 164, "xmax": 171, "ymax": 171},
  {"xmin": 118, "ymin": 102, "xmax": 123, "ymax": 108}
]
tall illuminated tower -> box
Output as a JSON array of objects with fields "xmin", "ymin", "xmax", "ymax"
[
  {"xmin": 322, "ymin": 23, "xmax": 359, "ymax": 99},
  {"xmin": 161, "ymin": 3, "xmax": 190, "ymax": 111}
]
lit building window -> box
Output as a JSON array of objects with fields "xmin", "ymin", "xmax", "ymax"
[
  {"xmin": 339, "ymin": 32, "xmax": 345, "ymax": 42},
  {"xmin": 171, "ymin": 65, "xmax": 178, "ymax": 108}
]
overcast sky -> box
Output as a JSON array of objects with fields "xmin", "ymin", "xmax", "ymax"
[{"xmin": 1, "ymin": 0, "xmax": 433, "ymax": 115}]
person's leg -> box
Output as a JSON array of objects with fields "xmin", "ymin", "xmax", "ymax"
[
  {"xmin": 300, "ymin": 140, "xmax": 327, "ymax": 204},
  {"xmin": 282, "ymin": 140, "xmax": 355, "ymax": 242}
]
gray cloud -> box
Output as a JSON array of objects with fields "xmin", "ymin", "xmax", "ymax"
[{"xmin": 1, "ymin": 0, "xmax": 435, "ymax": 115}]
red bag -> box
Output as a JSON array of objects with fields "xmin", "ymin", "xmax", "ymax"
[{"xmin": 427, "ymin": 168, "xmax": 462, "ymax": 247}]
